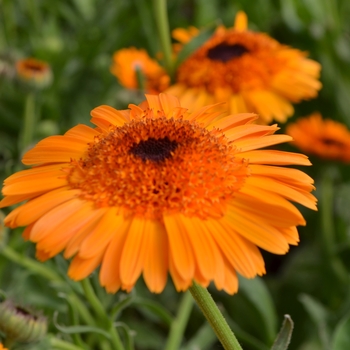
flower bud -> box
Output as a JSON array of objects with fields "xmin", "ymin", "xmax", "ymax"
[
  {"xmin": 0, "ymin": 300, "xmax": 47, "ymax": 343},
  {"xmin": 16, "ymin": 58, "xmax": 52, "ymax": 89}
]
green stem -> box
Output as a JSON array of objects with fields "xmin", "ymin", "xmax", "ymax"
[
  {"xmin": 189, "ymin": 282, "xmax": 243, "ymax": 350},
  {"xmin": 321, "ymin": 170, "xmax": 348, "ymax": 284},
  {"xmin": 20, "ymin": 92, "xmax": 37, "ymax": 151},
  {"xmin": 80, "ymin": 279, "xmax": 125, "ymax": 350},
  {"xmin": 1, "ymin": 245, "xmax": 62, "ymax": 281},
  {"xmin": 80, "ymin": 279, "xmax": 107, "ymax": 320},
  {"xmin": 49, "ymin": 336, "xmax": 85, "ymax": 350},
  {"xmin": 165, "ymin": 291, "xmax": 193, "ymax": 350},
  {"xmin": 152, "ymin": 0, "xmax": 174, "ymax": 77}
]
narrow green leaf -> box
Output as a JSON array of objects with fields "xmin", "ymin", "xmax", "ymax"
[
  {"xmin": 238, "ymin": 276, "xmax": 278, "ymax": 343},
  {"xmin": 110, "ymin": 293, "xmax": 135, "ymax": 321},
  {"xmin": 270, "ymin": 315, "xmax": 294, "ymax": 350},
  {"xmin": 299, "ymin": 294, "xmax": 331, "ymax": 349},
  {"xmin": 332, "ymin": 313, "xmax": 350, "ymax": 350},
  {"xmin": 181, "ymin": 322, "xmax": 216, "ymax": 350},
  {"xmin": 114, "ymin": 322, "xmax": 136, "ymax": 350},
  {"xmin": 134, "ymin": 297, "xmax": 174, "ymax": 326},
  {"xmin": 53, "ymin": 312, "xmax": 111, "ymax": 339},
  {"xmin": 174, "ymin": 25, "xmax": 216, "ymax": 70}
]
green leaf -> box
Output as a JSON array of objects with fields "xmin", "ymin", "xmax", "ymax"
[
  {"xmin": 238, "ymin": 276, "xmax": 278, "ymax": 343},
  {"xmin": 299, "ymin": 294, "xmax": 331, "ymax": 349},
  {"xmin": 181, "ymin": 322, "xmax": 217, "ymax": 350},
  {"xmin": 53, "ymin": 311, "xmax": 111, "ymax": 339},
  {"xmin": 111, "ymin": 293, "xmax": 135, "ymax": 321},
  {"xmin": 174, "ymin": 25, "xmax": 216, "ymax": 70},
  {"xmin": 332, "ymin": 313, "xmax": 350, "ymax": 350},
  {"xmin": 114, "ymin": 322, "xmax": 136, "ymax": 350},
  {"xmin": 270, "ymin": 315, "xmax": 294, "ymax": 350},
  {"xmin": 133, "ymin": 297, "xmax": 174, "ymax": 326}
]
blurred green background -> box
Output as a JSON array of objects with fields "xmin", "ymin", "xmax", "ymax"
[{"xmin": 1, "ymin": 1, "xmax": 350, "ymax": 349}]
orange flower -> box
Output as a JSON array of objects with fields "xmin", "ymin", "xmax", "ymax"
[
  {"xmin": 0, "ymin": 344, "xmax": 8, "ymax": 350},
  {"xmin": 111, "ymin": 47, "xmax": 170, "ymax": 93},
  {"xmin": 16, "ymin": 58, "xmax": 52, "ymax": 88},
  {"xmin": 167, "ymin": 11, "xmax": 322, "ymax": 123},
  {"xmin": 0, "ymin": 94, "xmax": 316, "ymax": 294},
  {"xmin": 286, "ymin": 112, "xmax": 350, "ymax": 163}
]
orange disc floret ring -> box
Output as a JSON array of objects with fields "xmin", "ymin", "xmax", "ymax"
[{"xmin": 0, "ymin": 93, "xmax": 317, "ymax": 294}]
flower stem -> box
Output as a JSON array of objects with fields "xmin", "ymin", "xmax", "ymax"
[
  {"xmin": 152, "ymin": 0, "xmax": 174, "ymax": 77},
  {"xmin": 189, "ymin": 282, "xmax": 243, "ymax": 350},
  {"xmin": 20, "ymin": 92, "xmax": 37, "ymax": 151},
  {"xmin": 1, "ymin": 245, "xmax": 62, "ymax": 282},
  {"xmin": 49, "ymin": 336, "xmax": 85, "ymax": 350},
  {"xmin": 80, "ymin": 279, "xmax": 125, "ymax": 350},
  {"xmin": 165, "ymin": 291, "xmax": 193, "ymax": 350}
]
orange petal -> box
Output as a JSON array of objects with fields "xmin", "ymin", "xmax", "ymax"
[
  {"xmin": 234, "ymin": 11, "xmax": 248, "ymax": 32},
  {"xmin": 233, "ymin": 134, "xmax": 293, "ymax": 152},
  {"xmin": 68, "ymin": 250, "xmax": 105, "ymax": 280},
  {"xmin": 90, "ymin": 105, "xmax": 129, "ymax": 127},
  {"xmin": 143, "ymin": 221, "xmax": 169, "ymax": 293},
  {"xmin": 209, "ymin": 113, "xmax": 258, "ymax": 131},
  {"xmin": 29, "ymin": 198, "xmax": 84, "ymax": 242},
  {"xmin": 159, "ymin": 93, "xmax": 181, "ymax": 118},
  {"xmin": 119, "ymin": 217, "xmax": 149, "ymax": 287},
  {"xmin": 4, "ymin": 188, "xmax": 79, "ymax": 228},
  {"xmin": 163, "ymin": 214, "xmax": 195, "ymax": 281},
  {"xmin": 223, "ymin": 204, "xmax": 290, "ymax": 254},
  {"xmin": 36, "ymin": 204, "xmax": 105, "ymax": 258},
  {"xmin": 247, "ymin": 176, "xmax": 317, "ymax": 210},
  {"xmin": 79, "ymin": 208, "xmax": 125, "ymax": 258},
  {"xmin": 99, "ymin": 218, "xmax": 132, "ymax": 293},
  {"xmin": 64, "ymin": 124, "xmax": 100, "ymax": 141},
  {"xmin": 177, "ymin": 215, "xmax": 217, "ymax": 281},
  {"xmin": 238, "ymin": 150, "xmax": 311, "ymax": 166},
  {"xmin": 22, "ymin": 136, "xmax": 88, "ymax": 165},
  {"xmin": 206, "ymin": 218, "xmax": 265, "ymax": 278}
]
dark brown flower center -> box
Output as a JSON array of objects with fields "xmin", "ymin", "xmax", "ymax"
[
  {"xmin": 129, "ymin": 137, "xmax": 178, "ymax": 162},
  {"xmin": 322, "ymin": 138, "xmax": 345, "ymax": 147},
  {"xmin": 207, "ymin": 43, "xmax": 249, "ymax": 62},
  {"xmin": 24, "ymin": 62, "xmax": 45, "ymax": 72}
]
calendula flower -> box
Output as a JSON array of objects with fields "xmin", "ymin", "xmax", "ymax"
[
  {"xmin": 0, "ymin": 94, "xmax": 316, "ymax": 294},
  {"xmin": 286, "ymin": 112, "xmax": 350, "ymax": 163},
  {"xmin": 111, "ymin": 47, "xmax": 170, "ymax": 93},
  {"xmin": 16, "ymin": 58, "xmax": 52, "ymax": 88},
  {"xmin": 167, "ymin": 11, "xmax": 322, "ymax": 123}
]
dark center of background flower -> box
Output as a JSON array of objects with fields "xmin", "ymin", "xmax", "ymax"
[
  {"xmin": 24, "ymin": 62, "xmax": 45, "ymax": 72},
  {"xmin": 207, "ymin": 43, "xmax": 249, "ymax": 62},
  {"xmin": 129, "ymin": 137, "xmax": 178, "ymax": 162},
  {"xmin": 322, "ymin": 137, "xmax": 344, "ymax": 148}
]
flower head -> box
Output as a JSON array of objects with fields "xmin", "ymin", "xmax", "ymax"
[
  {"xmin": 286, "ymin": 112, "xmax": 350, "ymax": 163},
  {"xmin": 0, "ymin": 344, "xmax": 8, "ymax": 350},
  {"xmin": 16, "ymin": 58, "xmax": 52, "ymax": 89},
  {"xmin": 0, "ymin": 94, "xmax": 316, "ymax": 294},
  {"xmin": 167, "ymin": 11, "xmax": 322, "ymax": 123},
  {"xmin": 0, "ymin": 300, "xmax": 47, "ymax": 343},
  {"xmin": 110, "ymin": 47, "xmax": 170, "ymax": 93}
]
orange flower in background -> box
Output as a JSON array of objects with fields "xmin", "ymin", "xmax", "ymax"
[
  {"xmin": 286, "ymin": 112, "xmax": 350, "ymax": 163},
  {"xmin": 0, "ymin": 344, "xmax": 8, "ymax": 350},
  {"xmin": 111, "ymin": 48, "xmax": 170, "ymax": 94},
  {"xmin": 167, "ymin": 11, "xmax": 322, "ymax": 123},
  {"xmin": 16, "ymin": 58, "xmax": 52, "ymax": 88},
  {"xmin": 0, "ymin": 94, "xmax": 316, "ymax": 294}
]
